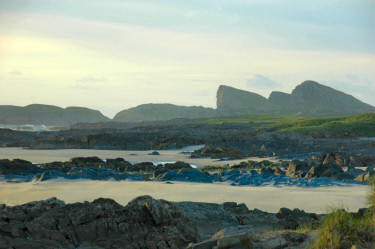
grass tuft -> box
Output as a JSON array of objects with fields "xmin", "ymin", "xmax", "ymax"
[{"xmin": 312, "ymin": 178, "xmax": 375, "ymax": 248}]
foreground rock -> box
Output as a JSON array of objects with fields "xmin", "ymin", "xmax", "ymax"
[
  {"xmin": 3, "ymin": 197, "xmax": 371, "ymax": 249},
  {"xmin": 186, "ymin": 228, "xmax": 313, "ymax": 249},
  {"xmin": 0, "ymin": 197, "xmax": 319, "ymax": 249},
  {"xmin": 176, "ymin": 201, "xmax": 321, "ymax": 240},
  {"xmin": 0, "ymin": 159, "xmax": 39, "ymax": 173},
  {"xmin": 0, "ymin": 196, "xmax": 200, "ymax": 248}
]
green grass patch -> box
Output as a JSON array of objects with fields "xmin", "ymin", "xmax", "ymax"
[
  {"xmin": 265, "ymin": 113, "xmax": 375, "ymax": 137},
  {"xmin": 195, "ymin": 113, "xmax": 375, "ymax": 137},
  {"xmin": 200, "ymin": 114, "xmax": 305, "ymax": 124}
]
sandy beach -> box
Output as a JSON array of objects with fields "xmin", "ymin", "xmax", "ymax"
[
  {"xmin": 0, "ymin": 146, "xmax": 279, "ymax": 167},
  {"xmin": 0, "ymin": 180, "xmax": 369, "ymax": 213}
]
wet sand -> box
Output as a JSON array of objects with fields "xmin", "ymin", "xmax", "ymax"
[
  {"xmin": 0, "ymin": 180, "xmax": 369, "ymax": 213},
  {"xmin": 0, "ymin": 146, "xmax": 279, "ymax": 167}
]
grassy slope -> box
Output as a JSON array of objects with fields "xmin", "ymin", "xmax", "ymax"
[
  {"xmin": 197, "ymin": 113, "xmax": 375, "ymax": 137},
  {"xmin": 201, "ymin": 115, "xmax": 305, "ymax": 124},
  {"xmin": 265, "ymin": 113, "xmax": 375, "ymax": 137}
]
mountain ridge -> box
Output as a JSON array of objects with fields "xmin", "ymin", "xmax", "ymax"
[
  {"xmin": 0, "ymin": 104, "xmax": 110, "ymax": 125},
  {"xmin": 216, "ymin": 80, "xmax": 374, "ymax": 117},
  {"xmin": 1, "ymin": 80, "xmax": 374, "ymax": 125}
]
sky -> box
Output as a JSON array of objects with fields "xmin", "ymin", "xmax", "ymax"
[{"xmin": 0, "ymin": 0, "xmax": 374, "ymax": 118}]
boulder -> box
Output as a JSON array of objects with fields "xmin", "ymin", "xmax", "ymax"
[
  {"xmin": 349, "ymin": 154, "xmax": 375, "ymax": 167},
  {"xmin": 252, "ymin": 231, "xmax": 311, "ymax": 249},
  {"xmin": 354, "ymin": 171, "xmax": 375, "ymax": 182},
  {"xmin": 346, "ymin": 166, "xmax": 366, "ymax": 179},
  {"xmin": 159, "ymin": 169, "xmax": 212, "ymax": 183},
  {"xmin": 164, "ymin": 161, "xmax": 192, "ymax": 170},
  {"xmin": 322, "ymin": 152, "xmax": 350, "ymax": 167},
  {"xmin": 153, "ymin": 167, "xmax": 169, "ymax": 178},
  {"xmin": 286, "ymin": 160, "xmax": 310, "ymax": 178},
  {"xmin": 320, "ymin": 163, "xmax": 345, "ymax": 178},
  {"xmin": 276, "ymin": 207, "xmax": 320, "ymax": 230},
  {"xmin": 191, "ymin": 145, "xmax": 246, "ymax": 160},
  {"xmin": 132, "ymin": 162, "xmax": 155, "ymax": 172},
  {"xmin": 186, "ymin": 226, "xmax": 253, "ymax": 249},
  {"xmin": 69, "ymin": 157, "xmax": 104, "ymax": 166},
  {"xmin": 221, "ymin": 202, "xmax": 249, "ymax": 215},
  {"xmin": 105, "ymin": 158, "xmax": 132, "ymax": 171},
  {"xmin": 149, "ymin": 151, "xmax": 160, "ymax": 155},
  {"xmin": 305, "ymin": 162, "xmax": 345, "ymax": 179},
  {"xmin": 187, "ymin": 228, "xmax": 312, "ymax": 249}
]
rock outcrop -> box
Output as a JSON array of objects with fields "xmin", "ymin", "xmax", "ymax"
[
  {"xmin": 1, "ymin": 154, "xmax": 371, "ymax": 186},
  {"xmin": 0, "ymin": 196, "xmax": 200, "ymax": 248},
  {"xmin": 216, "ymin": 81, "xmax": 375, "ymax": 117},
  {"xmin": 216, "ymin": 85, "xmax": 269, "ymax": 115},
  {"xmin": 1, "ymin": 197, "xmax": 370, "ymax": 249}
]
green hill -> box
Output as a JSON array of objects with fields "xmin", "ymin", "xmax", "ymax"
[{"xmin": 0, "ymin": 104, "xmax": 110, "ymax": 126}]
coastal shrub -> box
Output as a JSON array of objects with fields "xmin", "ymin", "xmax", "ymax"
[
  {"xmin": 312, "ymin": 209, "xmax": 374, "ymax": 248},
  {"xmin": 368, "ymin": 177, "xmax": 375, "ymax": 208},
  {"xmin": 312, "ymin": 178, "xmax": 375, "ymax": 248},
  {"xmin": 201, "ymin": 165, "xmax": 228, "ymax": 172}
]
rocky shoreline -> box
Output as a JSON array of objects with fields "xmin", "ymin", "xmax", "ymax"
[
  {"xmin": 0, "ymin": 195, "xmax": 370, "ymax": 249},
  {"xmin": 1, "ymin": 151, "xmax": 374, "ymax": 187},
  {"xmin": 1, "ymin": 124, "xmax": 375, "ymax": 158}
]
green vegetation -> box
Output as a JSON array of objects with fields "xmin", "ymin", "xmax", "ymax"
[
  {"xmin": 197, "ymin": 113, "xmax": 375, "ymax": 137},
  {"xmin": 266, "ymin": 113, "xmax": 375, "ymax": 137},
  {"xmin": 312, "ymin": 178, "xmax": 375, "ymax": 248},
  {"xmin": 201, "ymin": 165, "xmax": 229, "ymax": 172},
  {"xmin": 200, "ymin": 114, "xmax": 304, "ymax": 124}
]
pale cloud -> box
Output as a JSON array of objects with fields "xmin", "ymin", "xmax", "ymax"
[
  {"xmin": 76, "ymin": 76, "xmax": 108, "ymax": 83},
  {"xmin": 10, "ymin": 70, "xmax": 22, "ymax": 76}
]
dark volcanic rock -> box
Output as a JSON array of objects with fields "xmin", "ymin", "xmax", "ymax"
[
  {"xmin": 32, "ymin": 167, "xmax": 143, "ymax": 182},
  {"xmin": 286, "ymin": 159, "xmax": 310, "ymax": 178},
  {"xmin": 157, "ymin": 169, "xmax": 212, "ymax": 183},
  {"xmin": 149, "ymin": 151, "xmax": 160, "ymax": 155},
  {"xmin": 164, "ymin": 161, "xmax": 192, "ymax": 170},
  {"xmin": 276, "ymin": 207, "xmax": 320, "ymax": 230},
  {"xmin": 0, "ymin": 196, "xmax": 200, "ymax": 248},
  {"xmin": 0, "ymin": 159, "xmax": 38, "ymax": 173},
  {"xmin": 69, "ymin": 156, "xmax": 104, "ymax": 165},
  {"xmin": 191, "ymin": 145, "xmax": 247, "ymax": 159}
]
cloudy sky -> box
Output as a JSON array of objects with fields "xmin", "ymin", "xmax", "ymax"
[{"xmin": 1, "ymin": 0, "xmax": 374, "ymax": 117}]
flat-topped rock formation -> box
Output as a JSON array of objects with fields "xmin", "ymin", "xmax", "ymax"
[
  {"xmin": 217, "ymin": 81, "xmax": 375, "ymax": 117},
  {"xmin": 216, "ymin": 85, "xmax": 269, "ymax": 115}
]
